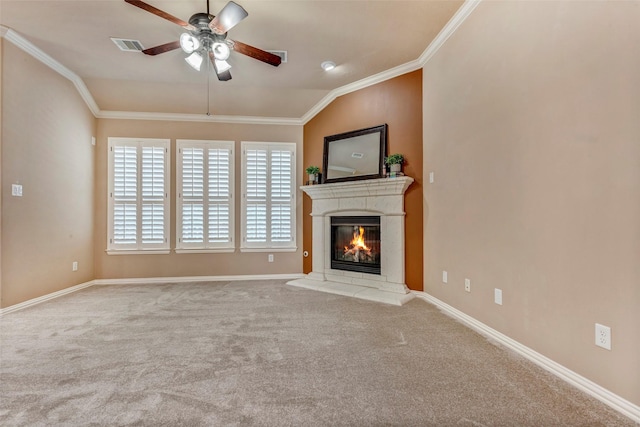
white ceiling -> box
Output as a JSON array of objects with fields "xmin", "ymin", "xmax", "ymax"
[{"xmin": 0, "ymin": 0, "xmax": 464, "ymax": 119}]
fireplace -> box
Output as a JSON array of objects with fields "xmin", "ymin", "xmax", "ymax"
[
  {"xmin": 288, "ymin": 176, "xmax": 414, "ymax": 305},
  {"xmin": 331, "ymin": 216, "xmax": 381, "ymax": 275}
]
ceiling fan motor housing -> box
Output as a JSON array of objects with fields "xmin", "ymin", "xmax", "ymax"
[{"xmin": 188, "ymin": 13, "xmax": 228, "ymax": 48}]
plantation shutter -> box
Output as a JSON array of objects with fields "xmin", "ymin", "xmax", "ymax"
[
  {"xmin": 176, "ymin": 140, "xmax": 234, "ymax": 251},
  {"xmin": 241, "ymin": 142, "xmax": 296, "ymax": 250},
  {"xmin": 208, "ymin": 147, "xmax": 231, "ymax": 243},
  {"xmin": 108, "ymin": 138, "xmax": 170, "ymax": 252},
  {"xmin": 112, "ymin": 145, "xmax": 137, "ymax": 245},
  {"xmin": 141, "ymin": 146, "xmax": 166, "ymax": 244},
  {"xmin": 245, "ymin": 148, "xmax": 268, "ymax": 242},
  {"xmin": 181, "ymin": 147, "xmax": 205, "ymax": 243},
  {"xmin": 270, "ymin": 150, "xmax": 293, "ymax": 242}
]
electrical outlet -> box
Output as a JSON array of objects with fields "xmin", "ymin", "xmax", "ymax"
[
  {"xmin": 442, "ymin": 270, "xmax": 448, "ymax": 283},
  {"xmin": 72, "ymin": 262, "xmax": 78, "ymax": 271},
  {"xmin": 12, "ymin": 184, "xmax": 23, "ymax": 197},
  {"xmin": 595, "ymin": 323, "xmax": 611, "ymax": 350},
  {"xmin": 494, "ymin": 288, "xmax": 503, "ymax": 305},
  {"xmin": 268, "ymin": 254, "xmax": 274, "ymax": 263},
  {"xmin": 464, "ymin": 278, "xmax": 471, "ymax": 292}
]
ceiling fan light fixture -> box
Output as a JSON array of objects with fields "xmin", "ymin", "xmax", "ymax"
[
  {"xmin": 214, "ymin": 59, "xmax": 232, "ymax": 73},
  {"xmin": 185, "ymin": 52, "xmax": 203, "ymax": 71},
  {"xmin": 180, "ymin": 33, "xmax": 201, "ymax": 54},
  {"xmin": 212, "ymin": 42, "xmax": 231, "ymax": 60}
]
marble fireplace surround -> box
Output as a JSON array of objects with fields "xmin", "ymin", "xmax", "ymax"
[{"xmin": 287, "ymin": 177, "xmax": 415, "ymax": 305}]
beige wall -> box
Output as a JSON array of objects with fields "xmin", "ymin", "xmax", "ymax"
[
  {"xmin": 0, "ymin": 38, "xmax": 4, "ymax": 304},
  {"xmin": 94, "ymin": 119, "xmax": 303, "ymax": 279},
  {"xmin": 423, "ymin": 1, "xmax": 640, "ymax": 406},
  {"xmin": 303, "ymin": 71, "xmax": 424, "ymax": 290},
  {"xmin": 1, "ymin": 41, "xmax": 96, "ymax": 308}
]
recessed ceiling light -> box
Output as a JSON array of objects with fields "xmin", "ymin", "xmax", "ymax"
[{"xmin": 321, "ymin": 61, "xmax": 336, "ymax": 71}]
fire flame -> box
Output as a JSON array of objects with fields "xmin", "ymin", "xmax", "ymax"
[{"xmin": 344, "ymin": 227, "xmax": 371, "ymax": 262}]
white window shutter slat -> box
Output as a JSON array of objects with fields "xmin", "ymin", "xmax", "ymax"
[
  {"xmin": 108, "ymin": 138, "xmax": 170, "ymax": 251},
  {"xmin": 241, "ymin": 142, "xmax": 295, "ymax": 248},
  {"xmin": 182, "ymin": 203, "xmax": 204, "ymax": 242},
  {"xmin": 113, "ymin": 203, "xmax": 137, "ymax": 244},
  {"xmin": 177, "ymin": 141, "xmax": 234, "ymax": 249}
]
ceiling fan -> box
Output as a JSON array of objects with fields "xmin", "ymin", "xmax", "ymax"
[{"xmin": 124, "ymin": 0, "xmax": 281, "ymax": 81}]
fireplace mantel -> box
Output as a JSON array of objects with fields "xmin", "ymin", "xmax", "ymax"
[
  {"xmin": 288, "ymin": 176, "xmax": 415, "ymax": 306},
  {"xmin": 299, "ymin": 176, "xmax": 414, "ymax": 202}
]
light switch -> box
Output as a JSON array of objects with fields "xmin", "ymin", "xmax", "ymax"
[{"xmin": 429, "ymin": 172, "xmax": 434, "ymax": 183}]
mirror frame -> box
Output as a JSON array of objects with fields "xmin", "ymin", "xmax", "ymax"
[{"xmin": 322, "ymin": 124, "xmax": 387, "ymax": 184}]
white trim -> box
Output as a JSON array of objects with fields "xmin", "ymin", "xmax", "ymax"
[
  {"xmin": 174, "ymin": 248, "xmax": 236, "ymax": 254},
  {"xmin": 92, "ymin": 273, "xmax": 305, "ymax": 286},
  {"xmin": 417, "ymin": 0, "xmax": 482, "ymax": 65},
  {"xmin": 1, "ymin": 27, "xmax": 100, "ymax": 116},
  {"xmin": 300, "ymin": 0, "xmax": 481, "ymax": 124},
  {"xmin": 412, "ymin": 290, "xmax": 640, "ymax": 424},
  {"xmin": 96, "ymin": 110, "xmax": 302, "ymax": 126},
  {"xmin": 0, "ymin": 274, "xmax": 306, "ymax": 315},
  {"xmin": 0, "ymin": 280, "xmax": 95, "ymax": 316},
  {"xmin": 106, "ymin": 250, "xmax": 171, "ymax": 255},
  {"xmin": 300, "ymin": 59, "xmax": 422, "ymax": 124},
  {"xmin": 0, "ymin": 1, "xmax": 480, "ymax": 125},
  {"xmin": 239, "ymin": 247, "xmax": 297, "ymax": 253}
]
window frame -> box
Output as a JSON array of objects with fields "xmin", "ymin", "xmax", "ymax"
[
  {"xmin": 175, "ymin": 139, "xmax": 235, "ymax": 253},
  {"xmin": 107, "ymin": 137, "xmax": 171, "ymax": 254},
  {"xmin": 241, "ymin": 141, "xmax": 297, "ymax": 252}
]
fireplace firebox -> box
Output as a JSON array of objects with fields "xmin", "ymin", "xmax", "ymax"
[{"xmin": 330, "ymin": 216, "xmax": 381, "ymax": 275}]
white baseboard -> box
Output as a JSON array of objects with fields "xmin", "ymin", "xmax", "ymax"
[
  {"xmin": 0, "ymin": 280, "xmax": 96, "ymax": 316},
  {"xmin": 412, "ymin": 291, "xmax": 640, "ymax": 424},
  {"xmin": 1, "ymin": 274, "xmax": 305, "ymax": 315},
  {"xmin": 92, "ymin": 273, "xmax": 305, "ymax": 286}
]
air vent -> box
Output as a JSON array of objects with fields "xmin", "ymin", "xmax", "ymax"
[
  {"xmin": 267, "ymin": 50, "xmax": 287, "ymax": 63},
  {"xmin": 111, "ymin": 38, "xmax": 144, "ymax": 52}
]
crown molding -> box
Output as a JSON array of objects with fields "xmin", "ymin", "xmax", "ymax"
[
  {"xmin": 1, "ymin": 26, "xmax": 100, "ymax": 116},
  {"xmin": 97, "ymin": 110, "xmax": 303, "ymax": 126},
  {"xmin": 418, "ymin": 0, "xmax": 481, "ymax": 65},
  {"xmin": 300, "ymin": 58, "xmax": 422, "ymax": 124},
  {"xmin": 1, "ymin": 1, "xmax": 480, "ymax": 126},
  {"xmin": 300, "ymin": 0, "xmax": 481, "ymax": 124}
]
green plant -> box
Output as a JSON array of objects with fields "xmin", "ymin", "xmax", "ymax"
[
  {"xmin": 385, "ymin": 154, "xmax": 404, "ymax": 165},
  {"xmin": 305, "ymin": 165, "xmax": 320, "ymax": 175}
]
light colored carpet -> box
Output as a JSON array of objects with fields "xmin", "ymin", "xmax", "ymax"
[{"xmin": 0, "ymin": 280, "xmax": 635, "ymax": 426}]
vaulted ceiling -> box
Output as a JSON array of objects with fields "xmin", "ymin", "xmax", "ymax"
[{"xmin": 1, "ymin": 0, "xmax": 465, "ymax": 119}]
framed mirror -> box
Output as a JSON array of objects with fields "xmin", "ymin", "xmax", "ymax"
[{"xmin": 322, "ymin": 124, "xmax": 387, "ymax": 184}]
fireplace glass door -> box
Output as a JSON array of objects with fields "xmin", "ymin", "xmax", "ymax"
[{"xmin": 330, "ymin": 216, "xmax": 381, "ymax": 275}]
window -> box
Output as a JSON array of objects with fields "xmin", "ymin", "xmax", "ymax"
[
  {"xmin": 176, "ymin": 140, "xmax": 234, "ymax": 252},
  {"xmin": 107, "ymin": 138, "xmax": 170, "ymax": 253},
  {"xmin": 241, "ymin": 142, "xmax": 296, "ymax": 251}
]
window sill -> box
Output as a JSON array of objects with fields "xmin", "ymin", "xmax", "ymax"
[
  {"xmin": 175, "ymin": 248, "xmax": 235, "ymax": 254},
  {"xmin": 106, "ymin": 249, "xmax": 171, "ymax": 255},
  {"xmin": 239, "ymin": 247, "xmax": 297, "ymax": 253}
]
